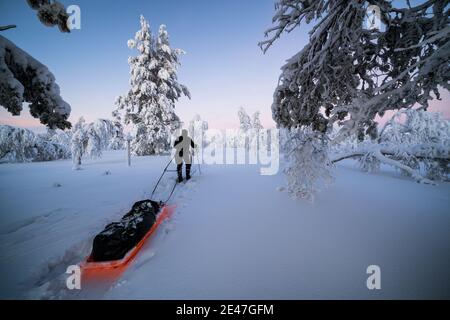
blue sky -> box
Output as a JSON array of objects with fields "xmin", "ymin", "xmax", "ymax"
[
  {"xmin": 0, "ymin": 0, "xmax": 448, "ymax": 131},
  {"xmin": 0, "ymin": 0, "xmax": 310, "ymax": 130}
]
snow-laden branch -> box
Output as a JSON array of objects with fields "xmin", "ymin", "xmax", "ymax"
[
  {"xmin": 260, "ymin": 0, "xmax": 449, "ymax": 199},
  {"xmin": 331, "ymin": 147, "xmax": 443, "ymax": 185},
  {"xmin": 26, "ymin": 0, "xmax": 70, "ymax": 33},
  {"xmin": 332, "ymin": 109, "xmax": 450, "ymax": 185},
  {"xmin": 261, "ymin": 0, "xmax": 449, "ymax": 138},
  {"xmin": 372, "ymin": 148, "xmax": 435, "ymax": 185},
  {"xmin": 0, "ymin": 35, "xmax": 71, "ymax": 129}
]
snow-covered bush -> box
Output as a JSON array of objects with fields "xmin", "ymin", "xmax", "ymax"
[
  {"xmin": 0, "ymin": 125, "xmax": 70, "ymax": 163},
  {"xmin": 113, "ymin": 15, "xmax": 190, "ymax": 156},
  {"xmin": 0, "ymin": 35, "xmax": 71, "ymax": 130},
  {"xmin": 260, "ymin": 0, "xmax": 450, "ymax": 198}
]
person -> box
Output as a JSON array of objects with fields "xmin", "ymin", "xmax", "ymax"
[{"xmin": 174, "ymin": 129, "xmax": 196, "ymax": 183}]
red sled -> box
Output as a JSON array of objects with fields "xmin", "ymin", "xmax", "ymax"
[{"xmin": 80, "ymin": 204, "xmax": 176, "ymax": 281}]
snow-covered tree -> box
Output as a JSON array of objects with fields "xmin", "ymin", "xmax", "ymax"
[
  {"xmin": 39, "ymin": 127, "xmax": 71, "ymax": 154},
  {"xmin": 26, "ymin": 0, "xmax": 71, "ymax": 33},
  {"xmin": 188, "ymin": 114, "xmax": 208, "ymax": 148},
  {"xmin": 238, "ymin": 107, "xmax": 252, "ymax": 132},
  {"xmin": 0, "ymin": 125, "xmax": 70, "ymax": 163},
  {"xmin": 261, "ymin": 0, "xmax": 450, "ymax": 199},
  {"xmin": 233, "ymin": 107, "xmax": 252, "ymax": 148},
  {"xmin": 252, "ymin": 111, "xmax": 263, "ymax": 131},
  {"xmin": 71, "ymin": 117, "xmax": 126, "ymax": 168},
  {"xmin": 71, "ymin": 117, "xmax": 88, "ymax": 168},
  {"xmin": 113, "ymin": 15, "xmax": 190, "ymax": 156},
  {"xmin": 234, "ymin": 108, "xmax": 265, "ymax": 149},
  {"xmin": 108, "ymin": 121, "xmax": 125, "ymax": 150},
  {"xmin": 283, "ymin": 127, "xmax": 334, "ymax": 201},
  {"xmin": 0, "ymin": 35, "xmax": 71, "ymax": 130}
]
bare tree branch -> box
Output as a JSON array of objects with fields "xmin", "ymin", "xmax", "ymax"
[{"xmin": 0, "ymin": 25, "xmax": 17, "ymax": 32}]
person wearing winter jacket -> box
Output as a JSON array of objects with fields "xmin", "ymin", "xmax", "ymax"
[{"xmin": 174, "ymin": 129, "xmax": 196, "ymax": 182}]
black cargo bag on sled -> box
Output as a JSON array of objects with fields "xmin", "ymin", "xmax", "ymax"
[{"xmin": 91, "ymin": 200, "xmax": 162, "ymax": 262}]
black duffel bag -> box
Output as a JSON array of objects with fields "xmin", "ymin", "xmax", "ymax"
[{"xmin": 91, "ymin": 200, "xmax": 161, "ymax": 262}]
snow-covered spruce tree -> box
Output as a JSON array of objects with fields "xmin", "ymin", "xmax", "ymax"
[
  {"xmin": 0, "ymin": 35, "xmax": 71, "ymax": 130},
  {"xmin": 261, "ymin": 0, "xmax": 450, "ymax": 198},
  {"xmin": 188, "ymin": 114, "xmax": 208, "ymax": 148},
  {"xmin": 113, "ymin": 16, "xmax": 190, "ymax": 156}
]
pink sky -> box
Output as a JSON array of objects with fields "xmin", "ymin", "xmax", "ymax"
[{"xmin": 1, "ymin": 90, "xmax": 448, "ymax": 133}]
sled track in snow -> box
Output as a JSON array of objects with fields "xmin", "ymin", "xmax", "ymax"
[{"xmin": 23, "ymin": 238, "xmax": 93, "ymax": 299}]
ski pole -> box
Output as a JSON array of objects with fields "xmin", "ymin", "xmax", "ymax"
[{"xmin": 150, "ymin": 155, "xmax": 175, "ymax": 200}]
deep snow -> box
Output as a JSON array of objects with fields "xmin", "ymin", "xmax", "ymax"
[{"xmin": 0, "ymin": 150, "xmax": 449, "ymax": 299}]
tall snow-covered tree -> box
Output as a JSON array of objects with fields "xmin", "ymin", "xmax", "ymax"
[
  {"xmin": 113, "ymin": 15, "xmax": 190, "ymax": 156},
  {"xmin": 0, "ymin": 35, "xmax": 71, "ymax": 130},
  {"xmin": 261, "ymin": 0, "xmax": 450, "ymax": 199}
]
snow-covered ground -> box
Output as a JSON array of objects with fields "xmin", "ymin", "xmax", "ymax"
[{"xmin": 0, "ymin": 150, "xmax": 449, "ymax": 299}]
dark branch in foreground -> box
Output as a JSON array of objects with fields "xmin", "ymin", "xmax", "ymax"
[{"xmin": 0, "ymin": 25, "xmax": 17, "ymax": 31}]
